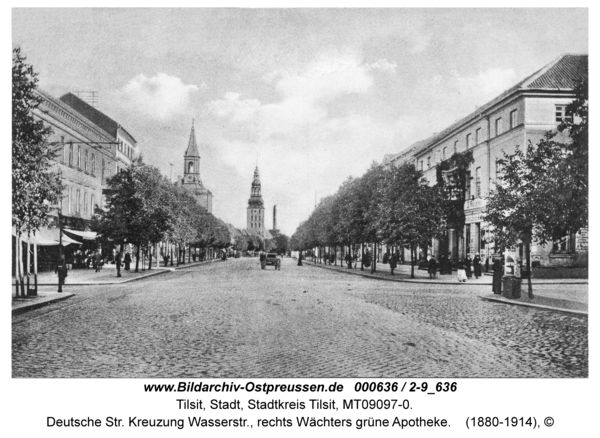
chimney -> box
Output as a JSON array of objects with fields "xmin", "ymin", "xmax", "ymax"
[{"xmin": 273, "ymin": 205, "xmax": 277, "ymax": 231}]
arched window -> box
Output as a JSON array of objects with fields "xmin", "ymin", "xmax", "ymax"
[{"xmin": 188, "ymin": 161, "xmax": 194, "ymax": 173}]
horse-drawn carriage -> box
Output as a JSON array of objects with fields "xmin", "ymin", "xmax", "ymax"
[{"xmin": 260, "ymin": 253, "xmax": 281, "ymax": 270}]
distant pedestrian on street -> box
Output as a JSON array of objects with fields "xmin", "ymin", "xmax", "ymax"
[
  {"xmin": 94, "ymin": 251, "xmax": 102, "ymax": 272},
  {"xmin": 297, "ymin": 252, "xmax": 303, "ymax": 266},
  {"xmin": 389, "ymin": 252, "xmax": 397, "ymax": 275},
  {"xmin": 116, "ymin": 251, "xmax": 122, "ymax": 278},
  {"xmin": 473, "ymin": 255, "xmax": 482, "ymax": 279},
  {"xmin": 55, "ymin": 254, "xmax": 68, "ymax": 286},
  {"xmin": 428, "ymin": 256, "xmax": 438, "ymax": 279},
  {"xmin": 124, "ymin": 252, "xmax": 131, "ymax": 271},
  {"xmin": 457, "ymin": 260, "xmax": 467, "ymax": 282},
  {"xmin": 465, "ymin": 254, "xmax": 473, "ymax": 279},
  {"xmin": 492, "ymin": 258, "xmax": 503, "ymax": 294}
]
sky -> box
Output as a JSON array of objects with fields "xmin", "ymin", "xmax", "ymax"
[{"xmin": 12, "ymin": 8, "xmax": 588, "ymax": 235}]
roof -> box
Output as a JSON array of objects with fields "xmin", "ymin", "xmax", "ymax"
[
  {"xmin": 185, "ymin": 124, "xmax": 200, "ymax": 157},
  {"xmin": 407, "ymin": 54, "xmax": 588, "ymax": 158},
  {"xmin": 59, "ymin": 93, "xmax": 136, "ymax": 143}
]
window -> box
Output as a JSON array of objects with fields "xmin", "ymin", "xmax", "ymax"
[
  {"xmin": 510, "ymin": 110, "xmax": 517, "ymax": 129},
  {"xmin": 427, "ymin": 156, "xmax": 431, "ymax": 168},
  {"xmin": 443, "ymin": 146, "xmax": 447, "ymax": 160},
  {"xmin": 466, "ymin": 133, "xmax": 471, "ymax": 149},
  {"xmin": 553, "ymin": 233, "xmax": 576, "ymax": 253},
  {"xmin": 69, "ymin": 142, "xmax": 73, "ymax": 166},
  {"xmin": 555, "ymin": 105, "xmax": 572, "ymax": 123},
  {"xmin": 454, "ymin": 140, "xmax": 458, "ymax": 154},
  {"xmin": 101, "ymin": 159, "xmax": 105, "ymax": 183},
  {"xmin": 76, "ymin": 189, "xmax": 81, "ymax": 214},
  {"xmin": 495, "ymin": 118, "xmax": 502, "ymax": 137},
  {"xmin": 420, "ymin": 160, "xmax": 424, "ymax": 171},
  {"xmin": 475, "ymin": 128, "xmax": 481, "ymax": 145},
  {"xmin": 84, "ymin": 150, "xmax": 88, "ymax": 172},
  {"xmin": 83, "ymin": 192, "xmax": 88, "ymax": 216},
  {"xmin": 495, "ymin": 159, "xmax": 502, "ymax": 177},
  {"xmin": 91, "ymin": 195, "xmax": 95, "ymax": 215},
  {"xmin": 91, "ymin": 153, "xmax": 96, "ymax": 176},
  {"xmin": 466, "ymin": 171, "xmax": 472, "ymax": 199},
  {"xmin": 475, "ymin": 167, "xmax": 481, "ymax": 198},
  {"xmin": 77, "ymin": 146, "xmax": 81, "ymax": 169}
]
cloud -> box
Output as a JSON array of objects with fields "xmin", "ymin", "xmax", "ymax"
[
  {"xmin": 368, "ymin": 58, "xmax": 398, "ymax": 74},
  {"xmin": 117, "ymin": 73, "xmax": 200, "ymax": 121},
  {"xmin": 447, "ymin": 68, "xmax": 518, "ymax": 101}
]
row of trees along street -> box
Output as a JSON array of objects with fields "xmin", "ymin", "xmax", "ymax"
[
  {"xmin": 91, "ymin": 158, "xmax": 232, "ymax": 272},
  {"xmin": 292, "ymin": 79, "xmax": 588, "ymax": 292}
]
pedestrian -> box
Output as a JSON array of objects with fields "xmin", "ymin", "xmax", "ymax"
[
  {"xmin": 457, "ymin": 260, "xmax": 467, "ymax": 282},
  {"xmin": 94, "ymin": 251, "xmax": 102, "ymax": 272},
  {"xmin": 473, "ymin": 254, "xmax": 482, "ymax": 279},
  {"xmin": 428, "ymin": 255, "xmax": 438, "ymax": 279},
  {"xmin": 485, "ymin": 256, "xmax": 490, "ymax": 273},
  {"xmin": 465, "ymin": 254, "xmax": 473, "ymax": 279},
  {"xmin": 383, "ymin": 251, "xmax": 389, "ymax": 264},
  {"xmin": 55, "ymin": 254, "xmax": 68, "ymax": 286},
  {"xmin": 492, "ymin": 258, "xmax": 503, "ymax": 294},
  {"xmin": 389, "ymin": 252, "xmax": 397, "ymax": 275},
  {"xmin": 297, "ymin": 252, "xmax": 303, "ymax": 266},
  {"xmin": 116, "ymin": 251, "xmax": 122, "ymax": 278},
  {"xmin": 439, "ymin": 254, "xmax": 447, "ymax": 275},
  {"xmin": 124, "ymin": 252, "xmax": 131, "ymax": 271}
]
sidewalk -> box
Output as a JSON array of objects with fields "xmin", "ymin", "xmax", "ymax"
[
  {"xmin": 12, "ymin": 258, "xmax": 224, "ymax": 314},
  {"xmin": 303, "ymin": 259, "xmax": 588, "ymax": 315}
]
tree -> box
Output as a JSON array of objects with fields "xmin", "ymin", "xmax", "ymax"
[
  {"xmin": 379, "ymin": 163, "xmax": 445, "ymax": 278},
  {"xmin": 92, "ymin": 159, "xmax": 171, "ymax": 272},
  {"xmin": 12, "ymin": 47, "xmax": 62, "ymax": 294},
  {"xmin": 484, "ymin": 79, "xmax": 588, "ymax": 298}
]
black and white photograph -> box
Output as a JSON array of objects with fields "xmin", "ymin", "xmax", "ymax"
[{"xmin": 7, "ymin": 4, "xmax": 594, "ymax": 436}]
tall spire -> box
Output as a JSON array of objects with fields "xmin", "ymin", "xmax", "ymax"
[{"xmin": 185, "ymin": 120, "xmax": 200, "ymax": 157}]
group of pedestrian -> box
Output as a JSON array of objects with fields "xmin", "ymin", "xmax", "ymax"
[{"xmin": 455, "ymin": 254, "xmax": 482, "ymax": 282}]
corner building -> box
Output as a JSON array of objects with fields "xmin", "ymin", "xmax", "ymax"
[{"xmin": 383, "ymin": 54, "xmax": 588, "ymax": 267}]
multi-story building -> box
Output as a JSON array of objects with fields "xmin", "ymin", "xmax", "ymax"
[
  {"xmin": 384, "ymin": 54, "xmax": 588, "ymax": 267},
  {"xmin": 24, "ymin": 89, "xmax": 139, "ymax": 270}
]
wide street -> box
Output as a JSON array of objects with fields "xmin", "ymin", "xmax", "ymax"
[{"xmin": 12, "ymin": 257, "xmax": 587, "ymax": 378}]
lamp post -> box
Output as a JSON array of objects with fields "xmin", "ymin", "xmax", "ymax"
[{"xmin": 57, "ymin": 169, "xmax": 64, "ymax": 293}]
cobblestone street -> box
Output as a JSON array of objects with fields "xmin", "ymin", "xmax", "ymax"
[{"xmin": 12, "ymin": 258, "xmax": 587, "ymax": 378}]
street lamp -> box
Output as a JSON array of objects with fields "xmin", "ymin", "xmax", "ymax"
[{"xmin": 57, "ymin": 169, "xmax": 64, "ymax": 293}]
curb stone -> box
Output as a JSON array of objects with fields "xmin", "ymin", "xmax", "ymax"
[{"xmin": 12, "ymin": 293, "xmax": 74, "ymax": 316}]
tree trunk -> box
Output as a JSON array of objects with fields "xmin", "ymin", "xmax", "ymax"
[
  {"xmin": 135, "ymin": 245, "xmax": 140, "ymax": 272},
  {"xmin": 525, "ymin": 239, "xmax": 534, "ymax": 299},
  {"xmin": 410, "ymin": 242, "xmax": 415, "ymax": 279},
  {"xmin": 148, "ymin": 241, "xmax": 152, "ymax": 270},
  {"xmin": 360, "ymin": 243, "xmax": 364, "ymax": 271}
]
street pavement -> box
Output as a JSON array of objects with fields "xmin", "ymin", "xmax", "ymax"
[{"xmin": 12, "ymin": 257, "xmax": 587, "ymax": 378}]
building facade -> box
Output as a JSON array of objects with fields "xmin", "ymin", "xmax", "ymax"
[
  {"xmin": 180, "ymin": 123, "xmax": 213, "ymax": 213},
  {"xmin": 383, "ymin": 54, "xmax": 588, "ymax": 267}
]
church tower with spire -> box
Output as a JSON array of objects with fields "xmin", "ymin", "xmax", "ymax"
[
  {"xmin": 247, "ymin": 166, "xmax": 265, "ymax": 234},
  {"xmin": 181, "ymin": 121, "xmax": 213, "ymax": 213}
]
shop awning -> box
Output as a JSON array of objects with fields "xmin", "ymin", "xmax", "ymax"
[
  {"xmin": 63, "ymin": 228, "xmax": 98, "ymax": 241},
  {"xmin": 13, "ymin": 227, "xmax": 82, "ymax": 246}
]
